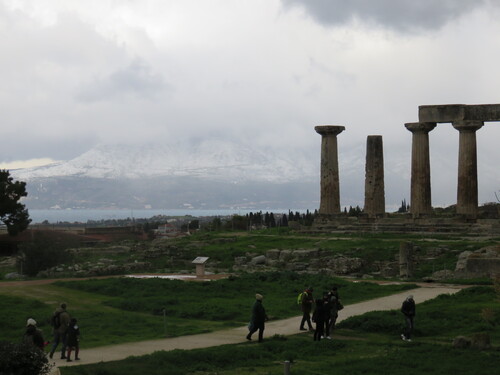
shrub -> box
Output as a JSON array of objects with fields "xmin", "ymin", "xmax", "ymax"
[{"xmin": 0, "ymin": 341, "xmax": 52, "ymax": 375}]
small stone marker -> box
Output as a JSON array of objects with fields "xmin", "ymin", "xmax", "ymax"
[{"xmin": 192, "ymin": 256, "xmax": 209, "ymax": 278}]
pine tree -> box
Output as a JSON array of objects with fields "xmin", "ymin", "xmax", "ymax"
[{"xmin": 0, "ymin": 170, "xmax": 31, "ymax": 236}]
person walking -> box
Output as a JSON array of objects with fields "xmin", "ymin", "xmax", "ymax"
[
  {"xmin": 23, "ymin": 318, "xmax": 45, "ymax": 350},
  {"xmin": 299, "ymin": 287, "xmax": 314, "ymax": 331},
  {"xmin": 312, "ymin": 298, "xmax": 328, "ymax": 341},
  {"xmin": 66, "ymin": 318, "xmax": 81, "ymax": 362},
  {"xmin": 246, "ymin": 293, "xmax": 268, "ymax": 343},
  {"xmin": 401, "ymin": 295, "xmax": 415, "ymax": 341},
  {"xmin": 325, "ymin": 286, "xmax": 341, "ymax": 339},
  {"xmin": 49, "ymin": 303, "xmax": 71, "ymax": 359}
]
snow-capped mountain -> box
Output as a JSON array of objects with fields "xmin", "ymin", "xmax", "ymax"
[
  {"xmin": 13, "ymin": 140, "xmax": 316, "ymax": 183},
  {"xmin": 12, "ymin": 140, "xmax": 320, "ymax": 210}
]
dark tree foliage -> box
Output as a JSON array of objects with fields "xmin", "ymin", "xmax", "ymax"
[
  {"xmin": 397, "ymin": 198, "xmax": 409, "ymax": 213},
  {"xmin": 0, "ymin": 170, "xmax": 31, "ymax": 236},
  {"xmin": 17, "ymin": 231, "xmax": 75, "ymax": 277},
  {"xmin": 279, "ymin": 213, "xmax": 288, "ymax": 227},
  {"xmin": 0, "ymin": 341, "xmax": 52, "ymax": 375},
  {"xmin": 347, "ymin": 205, "xmax": 363, "ymax": 217}
]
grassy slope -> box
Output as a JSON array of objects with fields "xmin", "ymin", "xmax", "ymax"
[
  {"xmin": 0, "ymin": 272, "xmax": 417, "ymax": 347},
  {"xmin": 171, "ymin": 231, "xmax": 498, "ymax": 277},
  {"xmin": 60, "ymin": 286, "xmax": 500, "ymax": 375}
]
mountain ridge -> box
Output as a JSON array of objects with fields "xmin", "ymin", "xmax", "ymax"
[{"xmin": 12, "ymin": 140, "xmax": 320, "ymax": 210}]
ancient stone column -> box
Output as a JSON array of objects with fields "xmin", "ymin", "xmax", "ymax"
[
  {"xmin": 364, "ymin": 135, "xmax": 385, "ymax": 218},
  {"xmin": 405, "ymin": 122, "xmax": 436, "ymax": 217},
  {"xmin": 315, "ymin": 125, "xmax": 345, "ymax": 215},
  {"xmin": 452, "ymin": 120, "xmax": 484, "ymax": 218}
]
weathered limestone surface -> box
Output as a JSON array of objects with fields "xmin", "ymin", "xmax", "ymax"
[
  {"xmin": 419, "ymin": 103, "xmax": 500, "ymax": 123},
  {"xmin": 405, "ymin": 122, "xmax": 436, "ymax": 217},
  {"xmin": 454, "ymin": 246, "xmax": 500, "ymax": 278},
  {"xmin": 364, "ymin": 135, "xmax": 385, "ymax": 218},
  {"xmin": 452, "ymin": 120, "xmax": 484, "ymax": 218},
  {"xmin": 315, "ymin": 125, "xmax": 345, "ymax": 215}
]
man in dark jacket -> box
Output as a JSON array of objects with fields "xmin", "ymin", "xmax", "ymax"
[
  {"xmin": 401, "ymin": 295, "xmax": 416, "ymax": 341},
  {"xmin": 49, "ymin": 302, "xmax": 71, "ymax": 359},
  {"xmin": 246, "ymin": 293, "xmax": 268, "ymax": 343},
  {"xmin": 23, "ymin": 318, "xmax": 45, "ymax": 350},
  {"xmin": 299, "ymin": 287, "xmax": 314, "ymax": 331}
]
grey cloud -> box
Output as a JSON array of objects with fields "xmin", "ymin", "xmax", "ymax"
[
  {"xmin": 77, "ymin": 60, "xmax": 171, "ymax": 102},
  {"xmin": 281, "ymin": 0, "xmax": 492, "ymax": 32}
]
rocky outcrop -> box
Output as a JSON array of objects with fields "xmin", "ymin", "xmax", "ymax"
[
  {"xmin": 455, "ymin": 246, "xmax": 500, "ymax": 278},
  {"xmin": 233, "ymin": 248, "xmax": 366, "ymax": 275},
  {"xmin": 37, "ymin": 259, "xmax": 152, "ymax": 278}
]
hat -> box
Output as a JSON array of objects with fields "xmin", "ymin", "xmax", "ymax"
[
  {"xmin": 26, "ymin": 318, "xmax": 37, "ymax": 327},
  {"xmin": 407, "ymin": 295, "xmax": 414, "ymax": 300},
  {"xmin": 61, "ymin": 303, "xmax": 67, "ymax": 309},
  {"xmin": 255, "ymin": 293, "xmax": 263, "ymax": 301}
]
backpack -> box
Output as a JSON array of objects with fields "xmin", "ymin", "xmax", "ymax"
[
  {"xmin": 297, "ymin": 292, "xmax": 305, "ymax": 305},
  {"xmin": 51, "ymin": 312, "xmax": 61, "ymax": 329}
]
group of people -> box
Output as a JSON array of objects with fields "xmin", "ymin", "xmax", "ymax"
[
  {"xmin": 23, "ymin": 302, "xmax": 81, "ymax": 362},
  {"xmin": 246, "ymin": 288, "xmax": 416, "ymax": 343},
  {"xmin": 299, "ymin": 286, "xmax": 342, "ymax": 341}
]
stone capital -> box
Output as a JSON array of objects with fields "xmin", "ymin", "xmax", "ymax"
[
  {"xmin": 315, "ymin": 125, "xmax": 345, "ymax": 136},
  {"xmin": 452, "ymin": 120, "xmax": 484, "ymax": 132},
  {"xmin": 404, "ymin": 122, "xmax": 437, "ymax": 134}
]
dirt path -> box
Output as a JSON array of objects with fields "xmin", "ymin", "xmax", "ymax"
[{"xmin": 51, "ymin": 284, "xmax": 463, "ymax": 370}]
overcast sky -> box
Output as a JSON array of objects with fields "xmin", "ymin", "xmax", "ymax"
[{"xmin": 1, "ymin": 0, "xmax": 500, "ymax": 208}]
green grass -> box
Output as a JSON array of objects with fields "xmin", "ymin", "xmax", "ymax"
[
  {"xmin": 53, "ymin": 272, "xmax": 417, "ymax": 322},
  {"xmin": 60, "ymin": 333, "xmax": 500, "ymax": 375},
  {"xmin": 338, "ymin": 286, "xmax": 500, "ymax": 342},
  {"xmin": 59, "ymin": 286, "xmax": 500, "ymax": 375},
  {"xmin": 0, "ymin": 272, "xmax": 417, "ymax": 348}
]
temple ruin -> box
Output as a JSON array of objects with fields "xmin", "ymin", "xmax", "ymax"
[{"xmin": 315, "ymin": 103, "xmax": 499, "ymax": 231}]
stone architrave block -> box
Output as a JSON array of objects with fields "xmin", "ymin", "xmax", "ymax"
[{"xmin": 419, "ymin": 104, "xmax": 500, "ymax": 123}]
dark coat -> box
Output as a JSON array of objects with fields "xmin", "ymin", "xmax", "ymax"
[
  {"xmin": 66, "ymin": 323, "xmax": 80, "ymax": 347},
  {"xmin": 401, "ymin": 298, "xmax": 416, "ymax": 317},
  {"xmin": 24, "ymin": 325, "xmax": 44, "ymax": 349},
  {"xmin": 52, "ymin": 307, "xmax": 71, "ymax": 334},
  {"xmin": 312, "ymin": 302, "xmax": 328, "ymax": 325},
  {"xmin": 251, "ymin": 300, "xmax": 267, "ymax": 327},
  {"xmin": 326, "ymin": 292, "xmax": 340, "ymax": 317}
]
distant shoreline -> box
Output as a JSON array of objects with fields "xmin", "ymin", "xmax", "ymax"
[{"xmin": 27, "ymin": 208, "xmax": 308, "ymax": 224}]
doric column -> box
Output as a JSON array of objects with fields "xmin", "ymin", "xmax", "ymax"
[
  {"xmin": 315, "ymin": 125, "xmax": 345, "ymax": 215},
  {"xmin": 364, "ymin": 135, "xmax": 385, "ymax": 218},
  {"xmin": 452, "ymin": 120, "xmax": 484, "ymax": 218},
  {"xmin": 405, "ymin": 122, "xmax": 436, "ymax": 217}
]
